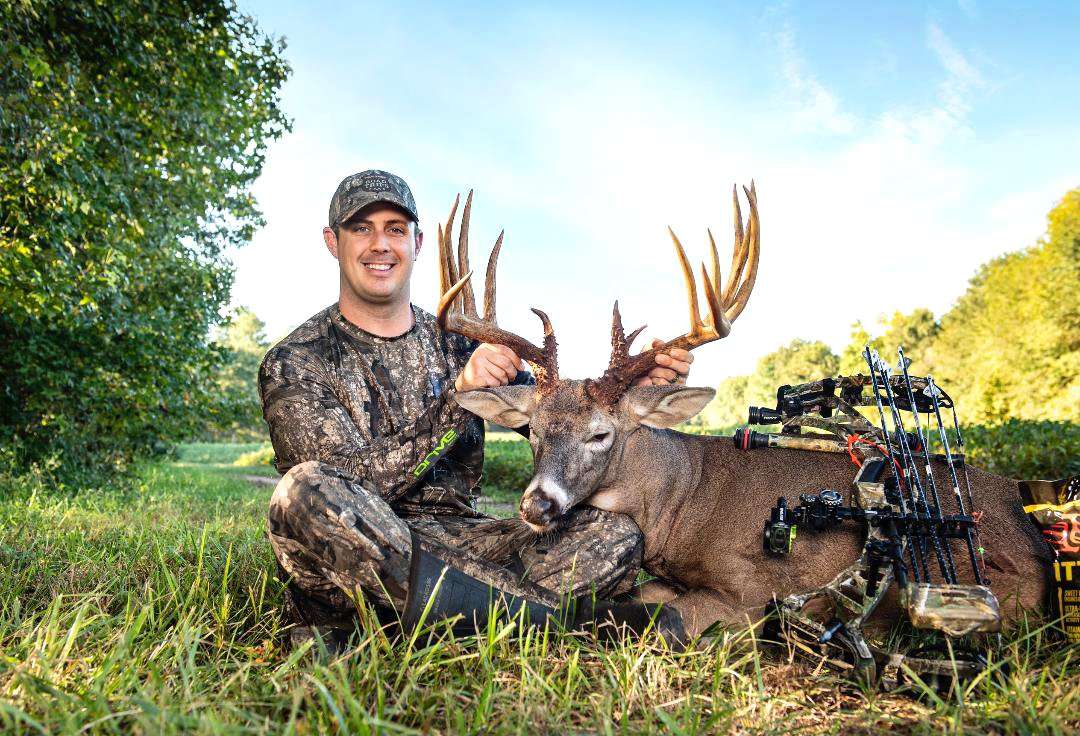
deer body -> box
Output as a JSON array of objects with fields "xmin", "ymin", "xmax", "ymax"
[
  {"xmin": 435, "ymin": 183, "xmax": 1049, "ymax": 639},
  {"xmin": 581, "ymin": 417, "xmax": 1048, "ymax": 636}
]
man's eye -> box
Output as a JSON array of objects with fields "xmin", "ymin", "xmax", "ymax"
[{"xmin": 389, "ymin": 227, "xmax": 405, "ymax": 235}]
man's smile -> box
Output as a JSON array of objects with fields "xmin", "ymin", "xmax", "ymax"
[{"xmin": 362, "ymin": 262, "xmax": 397, "ymax": 273}]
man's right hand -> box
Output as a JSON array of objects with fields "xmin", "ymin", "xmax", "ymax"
[{"xmin": 455, "ymin": 343, "xmax": 524, "ymax": 392}]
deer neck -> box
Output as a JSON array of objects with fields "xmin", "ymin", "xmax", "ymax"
[{"xmin": 586, "ymin": 426, "xmax": 702, "ymax": 565}]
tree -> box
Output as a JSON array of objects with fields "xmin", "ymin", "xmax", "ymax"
[
  {"xmin": 691, "ymin": 374, "xmax": 749, "ymax": 429},
  {"xmin": 203, "ymin": 307, "xmax": 270, "ymax": 441},
  {"xmin": 695, "ymin": 340, "xmax": 839, "ymax": 429},
  {"xmin": 0, "ymin": 1, "xmax": 290, "ymax": 478},
  {"xmin": 838, "ymin": 321, "xmax": 877, "ymax": 376},
  {"xmin": 838, "ymin": 309, "xmax": 940, "ymax": 376},
  {"xmin": 744, "ymin": 339, "xmax": 840, "ymax": 407},
  {"xmin": 933, "ymin": 189, "xmax": 1079, "ymax": 423}
]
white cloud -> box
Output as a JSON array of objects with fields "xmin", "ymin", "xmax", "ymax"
[
  {"xmin": 775, "ymin": 22, "xmax": 858, "ymax": 136},
  {"xmin": 926, "ymin": 22, "xmax": 986, "ymax": 123}
]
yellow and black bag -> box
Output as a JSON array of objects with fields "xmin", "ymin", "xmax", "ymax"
[{"xmin": 1020, "ymin": 476, "xmax": 1080, "ymax": 642}]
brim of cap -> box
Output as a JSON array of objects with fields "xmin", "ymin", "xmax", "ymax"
[{"xmin": 334, "ymin": 195, "xmax": 418, "ymax": 227}]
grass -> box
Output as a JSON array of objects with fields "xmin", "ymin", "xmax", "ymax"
[{"xmin": 0, "ymin": 444, "xmax": 1076, "ymax": 734}]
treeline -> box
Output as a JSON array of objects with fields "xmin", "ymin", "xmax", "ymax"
[{"xmin": 691, "ymin": 188, "xmax": 1079, "ymax": 432}]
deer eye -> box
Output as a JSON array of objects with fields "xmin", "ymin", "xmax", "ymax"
[{"xmin": 588, "ymin": 431, "xmax": 611, "ymax": 444}]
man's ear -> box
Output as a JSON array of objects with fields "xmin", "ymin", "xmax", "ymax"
[
  {"xmin": 323, "ymin": 227, "xmax": 339, "ymax": 260},
  {"xmin": 414, "ymin": 227, "xmax": 423, "ymax": 260},
  {"xmin": 454, "ymin": 385, "xmax": 535, "ymax": 428},
  {"xmin": 621, "ymin": 385, "xmax": 715, "ymax": 428}
]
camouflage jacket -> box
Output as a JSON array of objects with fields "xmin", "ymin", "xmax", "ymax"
[{"xmin": 259, "ymin": 303, "xmax": 490, "ymax": 515}]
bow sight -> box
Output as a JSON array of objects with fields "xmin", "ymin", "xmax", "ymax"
[{"xmin": 736, "ymin": 345, "xmax": 1000, "ymax": 689}]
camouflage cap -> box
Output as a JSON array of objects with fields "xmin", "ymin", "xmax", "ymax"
[{"xmin": 329, "ymin": 169, "xmax": 418, "ymax": 228}]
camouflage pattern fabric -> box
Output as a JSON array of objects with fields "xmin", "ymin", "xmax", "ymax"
[
  {"xmin": 260, "ymin": 304, "xmax": 485, "ymax": 513},
  {"xmin": 329, "ymin": 169, "xmax": 419, "ymax": 226},
  {"xmin": 269, "ymin": 460, "xmax": 643, "ymax": 612},
  {"xmin": 260, "ymin": 303, "xmax": 643, "ymax": 618}
]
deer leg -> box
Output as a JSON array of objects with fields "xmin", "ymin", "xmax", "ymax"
[
  {"xmin": 662, "ymin": 587, "xmax": 741, "ymax": 639},
  {"xmin": 637, "ymin": 579, "xmax": 681, "ymax": 605}
]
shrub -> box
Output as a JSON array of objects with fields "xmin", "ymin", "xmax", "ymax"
[
  {"xmin": 0, "ymin": 1, "xmax": 290, "ymax": 480},
  {"xmin": 962, "ymin": 419, "xmax": 1079, "ymax": 480},
  {"xmin": 233, "ymin": 444, "xmax": 276, "ymax": 468},
  {"xmin": 482, "ymin": 440, "xmax": 533, "ymax": 495}
]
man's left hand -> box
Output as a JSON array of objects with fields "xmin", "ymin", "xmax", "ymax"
[{"xmin": 632, "ymin": 339, "xmax": 694, "ymax": 387}]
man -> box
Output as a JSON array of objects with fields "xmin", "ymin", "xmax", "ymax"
[{"xmin": 260, "ymin": 170, "xmax": 692, "ymax": 648}]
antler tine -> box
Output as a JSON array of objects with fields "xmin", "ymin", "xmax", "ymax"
[
  {"xmin": 608, "ymin": 301, "xmax": 645, "ymax": 366},
  {"xmin": 701, "ymin": 262, "xmax": 731, "ymax": 338},
  {"xmin": 610, "ymin": 301, "xmax": 628, "ymax": 363},
  {"xmin": 437, "ymin": 269, "xmax": 474, "ymax": 320},
  {"xmin": 626, "ymin": 324, "xmax": 647, "ymax": 349},
  {"xmin": 706, "ymin": 227, "xmax": 722, "ymax": 309},
  {"xmin": 436, "ymin": 192, "xmax": 560, "ymax": 391},
  {"xmin": 482, "ymin": 230, "xmax": 504, "ymax": 322},
  {"xmin": 442, "ymin": 195, "xmax": 461, "ymax": 314},
  {"xmin": 668, "ymin": 227, "xmax": 704, "ymax": 336},
  {"xmin": 457, "ymin": 190, "xmax": 478, "ymax": 317},
  {"xmin": 439, "ymin": 224, "xmax": 459, "ymax": 316},
  {"xmin": 722, "ymin": 184, "xmax": 750, "ymax": 305},
  {"xmin": 724, "ymin": 182, "xmax": 760, "ymax": 321}
]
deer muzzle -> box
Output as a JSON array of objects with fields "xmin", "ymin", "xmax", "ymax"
[{"xmin": 519, "ymin": 477, "xmax": 568, "ymax": 532}]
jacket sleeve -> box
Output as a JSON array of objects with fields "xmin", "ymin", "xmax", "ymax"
[{"xmin": 258, "ymin": 346, "xmax": 473, "ymax": 503}]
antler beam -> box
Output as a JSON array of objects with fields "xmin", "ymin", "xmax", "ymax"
[
  {"xmin": 437, "ymin": 191, "xmax": 560, "ymax": 391},
  {"xmin": 587, "ymin": 181, "xmax": 760, "ymax": 404}
]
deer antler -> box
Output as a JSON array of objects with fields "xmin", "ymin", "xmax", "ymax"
[
  {"xmin": 586, "ymin": 182, "xmax": 760, "ymax": 405},
  {"xmin": 437, "ymin": 191, "xmax": 560, "ymax": 391}
]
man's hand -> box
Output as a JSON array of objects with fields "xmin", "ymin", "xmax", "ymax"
[
  {"xmin": 632, "ymin": 339, "xmax": 694, "ymax": 387},
  {"xmin": 455, "ymin": 343, "xmax": 524, "ymax": 392}
]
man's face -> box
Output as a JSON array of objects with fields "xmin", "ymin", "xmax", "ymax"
[{"xmin": 324, "ymin": 203, "xmax": 422, "ymax": 307}]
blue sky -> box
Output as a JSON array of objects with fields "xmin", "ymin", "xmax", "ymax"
[{"xmin": 231, "ymin": 0, "xmax": 1079, "ymax": 381}]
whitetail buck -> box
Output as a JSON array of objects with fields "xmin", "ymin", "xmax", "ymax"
[{"xmin": 434, "ymin": 187, "xmax": 1049, "ymax": 641}]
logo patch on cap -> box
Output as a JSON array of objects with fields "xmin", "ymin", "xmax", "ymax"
[{"xmin": 361, "ymin": 175, "xmax": 392, "ymax": 192}]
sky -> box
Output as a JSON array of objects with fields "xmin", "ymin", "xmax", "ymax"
[{"xmin": 230, "ymin": 0, "xmax": 1079, "ymax": 383}]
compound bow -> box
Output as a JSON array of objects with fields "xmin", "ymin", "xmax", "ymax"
[{"xmin": 734, "ymin": 345, "xmax": 1000, "ymax": 689}]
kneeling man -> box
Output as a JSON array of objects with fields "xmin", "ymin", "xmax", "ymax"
[{"xmin": 260, "ymin": 170, "xmax": 691, "ymax": 647}]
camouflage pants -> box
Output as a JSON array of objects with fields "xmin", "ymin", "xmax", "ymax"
[{"xmin": 268, "ymin": 461, "xmax": 643, "ymax": 617}]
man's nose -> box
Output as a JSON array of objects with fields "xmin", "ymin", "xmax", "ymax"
[{"xmin": 370, "ymin": 234, "xmax": 392, "ymax": 252}]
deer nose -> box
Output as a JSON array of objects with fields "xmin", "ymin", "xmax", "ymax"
[
  {"xmin": 533, "ymin": 494, "xmax": 553, "ymax": 516},
  {"xmin": 520, "ymin": 489, "xmax": 558, "ymax": 529}
]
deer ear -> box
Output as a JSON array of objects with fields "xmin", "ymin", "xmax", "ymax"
[
  {"xmin": 453, "ymin": 385, "xmax": 536, "ymax": 428},
  {"xmin": 622, "ymin": 386, "xmax": 715, "ymax": 428}
]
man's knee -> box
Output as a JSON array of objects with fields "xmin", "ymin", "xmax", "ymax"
[
  {"xmin": 270, "ymin": 460, "xmax": 321, "ymax": 511},
  {"xmin": 269, "ymin": 459, "xmax": 359, "ymax": 512},
  {"xmin": 267, "ymin": 460, "xmax": 411, "ymax": 572},
  {"xmin": 268, "ymin": 460, "xmax": 385, "ymax": 535},
  {"xmin": 269, "ymin": 461, "xmax": 331, "ymax": 543}
]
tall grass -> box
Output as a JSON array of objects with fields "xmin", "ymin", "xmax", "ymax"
[{"xmin": 0, "ymin": 446, "xmax": 1075, "ymax": 734}]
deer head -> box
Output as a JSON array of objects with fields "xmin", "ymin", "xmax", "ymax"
[{"xmin": 437, "ymin": 186, "xmax": 760, "ymax": 531}]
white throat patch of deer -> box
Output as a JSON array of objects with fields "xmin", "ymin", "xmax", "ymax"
[{"xmin": 436, "ymin": 186, "xmax": 1045, "ymax": 644}]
